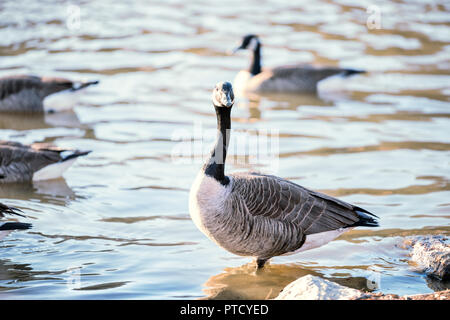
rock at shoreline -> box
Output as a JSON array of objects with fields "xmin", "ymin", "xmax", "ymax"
[
  {"xmin": 274, "ymin": 275, "xmax": 362, "ymax": 300},
  {"xmin": 404, "ymin": 236, "xmax": 449, "ymax": 281},
  {"xmin": 275, "ymin": 274, "xmax": 449, "ymax": 300}
]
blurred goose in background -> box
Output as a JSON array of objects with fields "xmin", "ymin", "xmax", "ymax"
[
  {"xmin": 0, "ymin": 75, "xmax": 99, "ymax": 113},
  {"xmin": 231, "ymin": 34, "xmax": 365, "ymax": 95},
  {"xmin": 189, "ymin": 82, "xmax": 379, "ymax": 270},
  {"xmin": 0, "ymin": 203, "xmax": 31, "ymax": 240},
  {"xmin": 0, "ymin": 141, "xmax": 91, "ymax": 183}
]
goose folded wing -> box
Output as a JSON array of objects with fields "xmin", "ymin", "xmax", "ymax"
[
  {"xmin": 0, "ymin": 75, "xmax": 43, "ymax": 100},
  {"xmin": 231, "ymin": 172, "xmax": 376, "ymax": 236},
  {"xmin": 0, "ymin": 141, "xmax": 62, "ymax": 182},
  {"xmin": 0, "ymin": 75, "xmax": 74, "ymax": 100},
  {"xmin": 270, "ymin": 65, "xmax": 358, "ymax": 83}
]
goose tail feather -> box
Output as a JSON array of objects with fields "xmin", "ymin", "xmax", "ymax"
[
  {"xmin": 350, "ymin": 207, "xmax": 379, "ymax": 227},
  {"xmin": 71, "ymin": 80, "xmax": 99, "ymax": 91},
  {"xmin": 61, "ymin": 150, "xmax": 91, "ymax": 162},
  {"xmin": 0, "ymin": 203, "xmax": 25, "ymax": 217},
  {"xmin": 0, "ymin": 222, "xmax": 32, "ymax": 231},
  {"xmin": 342, "ymin": 69, "xmax": 366, "ymax": 77}
]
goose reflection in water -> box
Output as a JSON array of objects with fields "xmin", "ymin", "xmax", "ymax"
[
  {"xmin": 0, "ymin": 111, "xmax": 84, "ymax": 131},
  {"xmin": 201, "ymin": 262, "xmax": 375, "ymax": 300},
  {"xmin": 0, "ymin": 180, "xmax": 78, "ymax": 206}
]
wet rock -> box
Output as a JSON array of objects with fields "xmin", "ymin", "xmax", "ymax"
[
  {"xmin": 405, "ymin": 236, "xmax": 449, "ymax": 281},
  {"xmin": 274, "ymin": 275, "xmax": 362, "ymax": 300},
  {"xmin": 275, "ymin": 274, "xmax": 449, "ymax": 300}
]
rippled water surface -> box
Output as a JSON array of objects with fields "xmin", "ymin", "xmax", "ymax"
[{"xmin": 0, "ymin": 0, "xmax": 449, "ymax": 299}]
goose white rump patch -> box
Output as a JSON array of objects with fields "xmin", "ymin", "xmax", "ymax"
[
  {"xmin": 43, "ymin": 90, "xmax": 81, "ymax": 112},
  {"xmin": 33, "ymin": 158, "xmax": 77, "ymax": 181},
  {"xmin": 286, "ymin": 227, "xmax": 353, "ymax": 255}
]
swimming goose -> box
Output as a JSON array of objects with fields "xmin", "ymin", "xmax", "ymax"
[
  {"xmin": 0, "ymin": 203, "xmax": 31, "ymax": 240},
  {"xmin": 0, "ymin": 75, "xmax": 99, "ymax": 113},
  {"xmin": 0, "ymin": 141, "xmax": 91, "ymax": 183},
  {"xmin": 232, "ymin": 34, "xmax": 364, "ymax": 94},
  {"xmin": 189, "ymin": 82, "xmax": 379, "ymax": 270}
]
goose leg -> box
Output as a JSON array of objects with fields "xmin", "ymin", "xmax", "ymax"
[{"xmin": 256, "ymin": 258, "xmax": 268, "ymax": 270}]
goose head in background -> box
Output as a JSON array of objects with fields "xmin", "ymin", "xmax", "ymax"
[
  {"xmin": 0, "ymin": 203, "xmax": 31, "ymax": 240},
  {"xmin": 0, "ymin": 75, "xmax": 99, "ymax": 113},
  {"xmin": 232, "ymin": 34, "xmax": 262, "ymax": 76},
  {"xmin": 231, "ymin": 34, "xmax": 365, "ymax": 95},
  {"xmin": 189, "ymin": 82, "xmax": 378, "ymax": 272}
]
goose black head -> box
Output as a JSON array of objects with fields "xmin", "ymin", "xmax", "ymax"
[
  {"xmin": 212, "ymin": 82, "xmax": 234, "ymax": 108},
  {"xmin": 232, "ymin": 34, "xmax": 260, "ymax": 53}
]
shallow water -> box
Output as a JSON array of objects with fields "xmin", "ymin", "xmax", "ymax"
[{"xmin": 0, "ymin": 0, "xmax": 449, "ymax": 299}]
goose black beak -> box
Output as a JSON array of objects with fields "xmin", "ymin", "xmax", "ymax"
[
  {"xmin": 213, "ymin": 82, "xmax": 235, "ymax": 108},
  {"xmin": 229, "ymin": 46, "xmax": 243, "ymax": 55},
  {"xmin": 223, "ymin": 94, "xmax": 233, "ymax": 107}
]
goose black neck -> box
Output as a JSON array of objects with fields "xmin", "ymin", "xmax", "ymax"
[
  {"xmin": 203, "ymin": 105, "xmax": 231, "ymax": 185},
  {"xmin": 249, "ymin": 42, "xmax": 262, "ymax": 75}
]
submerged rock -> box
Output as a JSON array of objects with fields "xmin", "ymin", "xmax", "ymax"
[
  {"xmin": 405, "ymin": 236, "xmax": 449, "ymax": 281},
  {"xmin": 274, "ymin": 275, "xmax": 362, "ymax": 300}
]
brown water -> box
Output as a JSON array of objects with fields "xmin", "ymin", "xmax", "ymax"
[{"xmin": 0, "ymin": 0, "xmax": 449, "ymax": 299}]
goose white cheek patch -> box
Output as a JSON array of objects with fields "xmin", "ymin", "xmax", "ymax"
[
  {"xmin": 43, "ymin": 90, "xmax": 81, "ymax": 112},
  {"xmin": 248, "ymin": 37, "xmax": 259, "ymax": 51}
]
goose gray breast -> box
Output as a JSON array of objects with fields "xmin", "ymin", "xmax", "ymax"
[
  {"xmin": 0, "ymin": 75, "xmax": 98, "ymax": 112},
  {"xmin": 0, "ymin": 140, "xmax": 91, "ymax": 183}
]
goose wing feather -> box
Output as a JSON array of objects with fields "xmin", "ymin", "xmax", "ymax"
[
  {"xmin": 0, "ymin": 75, "xmax": 73, "ymax": 100},
  {"xmin": 229, "ymin": 172, "xmax": 376, "ymax": 236}
]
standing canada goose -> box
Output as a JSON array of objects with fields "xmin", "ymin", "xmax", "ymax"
[
  {"xmin": 0, "ymin": 141, "xmax": 91, "ymax": 183},
  {"xmin": 231, "ymin": 34, "xmax": 365, "ymax": 94},
  {"xmin": 0, "ymin": 203, "xmax": 31, "ymax": 240},
  {"xmin": 189, "ymin": 82, "xmax": 379, "ymax": 270},
  {"xmin": 0, "ymin": 75, "xmax": 99, "ymax": 113}
]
